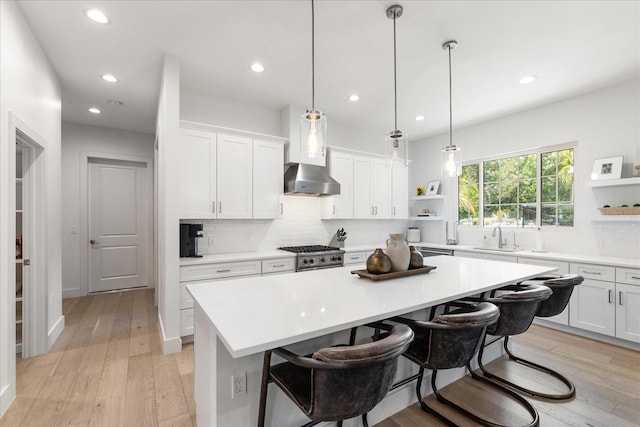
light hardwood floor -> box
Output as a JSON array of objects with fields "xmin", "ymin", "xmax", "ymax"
[{"xmin": 1, "ymin": 289, "xmax": 638, "ymax": 427}]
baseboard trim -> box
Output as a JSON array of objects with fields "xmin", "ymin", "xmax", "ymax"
[
  {"xmin": 534, "ymin": 319, "xmax": 640, "ymax": 351},
  {"xmin": 0, "ymin": 382, "xmax": 14, "ymax": 419},
  {"xmin": 158, "ymin": 313, "xmax": 182, "ymax": 355},
  {"xmin": 62, "ymin": 288, "xmax": 82, "ymax": 299},
  {"xmin": 48, "ymin": 315, "xmax": 65, "ymax": 348}
]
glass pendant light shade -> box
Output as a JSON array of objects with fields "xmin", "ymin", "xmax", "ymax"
[
  {"xmin": 442, "ymin": 144, "xmax": 462, "ymax": 177},
  {"xmin": 386, "ymin": 130, "xmax": 409, "ymax": 168},
  {"xmin": 300, "ymin": 109, "xmax": 327, "ymax": 158}
]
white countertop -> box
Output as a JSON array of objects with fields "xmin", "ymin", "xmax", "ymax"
[
  {"xmin": 187, "ymin": 255, "xmax": 554, "ymax": 358},
  {"xmin": 180, "ymin": 250, "xmax": 295, "ymax": 266}
]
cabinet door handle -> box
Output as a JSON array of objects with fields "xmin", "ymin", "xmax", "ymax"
[
  {"xmin": 212, "ymin": 201, "xmax": 216, "ymax": 213},
  {"xmin": 350, "ymin": 256, "xmax": 360, "ymax": 260},
  {"xmin": 630, "ymin": 275, "xmax": 640, "ymax": 280},
  {"xmin": 272, "ymin": 264, "xmax": 285, "ymax": 268},
  {"xmin": 583, "ymin": 270, "xmax": 601, "ymax": 275},
  {"xmin": 219, "ymin": 201, "xmax": 222, "ymax": 214},
  {"xmin": 393, "ymin": 206, "xmax": 396, "ymax": 216},
  {"xmin": 280, "ymin": 203, "xmax": 283, "ymax": 214},
  {"xmin": 608, "ymin": 289, "xmax": 613, "ymax": 304},
  {"xmin": 371, "ymin": 206, "xmax": 374, "ymax": 215},
  {"xmin": 216, "ymin": 269, "xmax": 231, "ymax": 273},
  {"xmin": 332, "ymin": 205, "xmax": 336, "ymax": 215},
  {"xmin": 619, "ymin": 291, "xmax": 623, "ymax": 306},
  {"xmin": 374, "ymin": 206, "xmax": 378, "ymax": 215}
]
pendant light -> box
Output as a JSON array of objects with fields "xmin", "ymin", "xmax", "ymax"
[
  {"xmin": 385, "ymin": 5, "xmax": 408, "ymax": 168},
  {"xmin": 300, "ymin": 0, "xmax": 326, "ymax": 159},
  {"xmin": 442, "ymin": 40, "xmax": 461, "ymax": 177}
]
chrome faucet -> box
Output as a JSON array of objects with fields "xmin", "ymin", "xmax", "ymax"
[{"xmin": 492, "ymin": 225, "xmax": 507, "ymax": 249}]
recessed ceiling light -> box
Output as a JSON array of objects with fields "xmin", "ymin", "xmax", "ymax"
[
  {"xmin": 88, "ymin": 107, "xmax": 101, "ymax": 114},
  {"xmin": 86, "ymin": 9, "xmax": 109, "ymax": 24},
  {"xmin": 519, "ymin": 75, "xmax": 537, "ymax": 84},
  {"xmin": 101, "ymin": 74, "xmax": 118, "ymax": 83},
  {"xmin": 415, "ymin": 115, "xmax": 425, "ymax": 121},
  {"xmin": 250, "ymin": 63, "xmax": 264, "ymax": 73},
  {"xmin": 348, "ymin": 94, "xmax": 360, "ymax": 102}
]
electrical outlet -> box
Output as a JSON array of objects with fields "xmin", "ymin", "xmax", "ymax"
[
  {"xmin": 231, "ymin": 371, "xmax": 246, "ymax": 398},
  {"xmin": 208, "ymin": 237, "xmax": 214, "ymax": 247},
  {"xmin": 596, "ymin": 240, "xmax": 604, "ymax": 250}
]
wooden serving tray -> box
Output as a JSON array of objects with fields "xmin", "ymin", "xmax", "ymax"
[{"xmin": 351, "ymin": 265, "xmax": 437, "ymax": 281}]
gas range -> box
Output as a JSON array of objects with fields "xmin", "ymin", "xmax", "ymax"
[{"xmin": 278, "ymin": 245, "xmax": 345, "ymax": 272}]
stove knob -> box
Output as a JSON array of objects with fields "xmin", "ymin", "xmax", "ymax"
[
  {"xmin": 309, "ymin": 259, "xmax": 315, "ymax": 264},
  {"xmin": 320, "ymin": 257, "xmax": 325, "ymax": 263},
  {"xmin": 330, "ymin": 256, "xmax": 336, "ymax": 261},
  {"xmin": 303, "ymin": 259, "xmax": 308, "ymax": 264},
  {"xmin": 337, "ymin": 256, "xmax": 342, "ymax": 261}
]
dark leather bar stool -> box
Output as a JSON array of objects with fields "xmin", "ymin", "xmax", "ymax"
[
  {"xmin": 467, "ymin": 283, "xmax": 552, "ymax": 423},
  {"xmin": 390, "ymin": 301, "xmax": 543, "ymax": 427},
  {"xmin": 493, "ymin": 273, "xmax": 584, "ymax": 399},
  {"xmin": 257, "ymin": 324, "xmax": 414, "ymax": 427}
]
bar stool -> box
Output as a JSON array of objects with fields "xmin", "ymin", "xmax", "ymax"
[
  {"xmin": 491, "ymin": 273, "xmax": 584, "ymax": 399},
  {"xmin": 390, "ymin": 301, "xmax": 544, "ymax": 427},
  {"xmin": 257, "ymin": 324, "xmax": 414, "ymax": 427},
  {"xmin": 469, "ymin": 284, "xmax": 553, "ymax": 415}
]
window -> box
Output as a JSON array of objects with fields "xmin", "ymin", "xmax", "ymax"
[{"xmin": 458, "ymin": 146, "xmax": 574, "ymax": 227}]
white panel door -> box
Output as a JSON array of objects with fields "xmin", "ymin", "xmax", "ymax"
[
  {"xmin": 253, "ymin": 139, "xmax": 283, "ymax": 219},
  {"xmin": 217, "ymin": 134, "xmax": 253, "ymax": 218},
  {"xmin": 324, "ymin": 150, "xmax": 354, "ymax": 219},
  {"xmin": 89, "ymin": 161, "xmax": 148, "ymax": 293},
  {"xmin": 179, "ymin": 128, "xmax": 216, "ymax": 218},
  {"xmin": 353, "ymin": 156, "xmax": 373, "ymax": 218},
  {"xmin": 372, "ymin": 158, "xmax": 391, "ymax": 218}
]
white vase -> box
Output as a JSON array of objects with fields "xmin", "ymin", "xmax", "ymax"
[{"xmin": 385, "ymin": 233, "xmax": 410, "ymax": 272}]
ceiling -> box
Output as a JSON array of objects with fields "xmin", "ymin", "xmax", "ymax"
[{"xmin": 16, "ymin": 1, "xmax": 640, "ymax": 140}]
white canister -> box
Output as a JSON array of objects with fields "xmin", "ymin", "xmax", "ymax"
[{"xmin": 407, "ymin": 227, "xmax": 421, "ymax": 243}]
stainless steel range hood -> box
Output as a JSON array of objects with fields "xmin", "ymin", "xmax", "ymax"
[{"xmin": 284, "ymin": 163, "xmax": 340, "ymax": 196}]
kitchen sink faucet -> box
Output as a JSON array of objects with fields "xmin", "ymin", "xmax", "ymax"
[{"xmin": 492, "ymin": 225, "xmax": 507, "ymax": 249}]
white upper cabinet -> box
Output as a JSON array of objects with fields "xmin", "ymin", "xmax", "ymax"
[
  {"xmin": 179, "ymin": 128, "xmax": 217, "ymax": 219},
  {"xmin": 253, "ymin": 139, "xmax": 284, "ymax": 219},
  {"xmin": 323, "ymin": 150, "xmax": 354, "ymax": 219},
  {"xmin": 391, "ymin": 166, "xmax": 409, "ymax": 219},
  {"xmin": 216, "ymin": 133, "xmax": 253, "ymax": 219},
  {"xmin": 281, "ymin": 105, "xmax": 326, "ymax": 167},
  {"xmin": 353, "ymin": 155, "xmax": 391, "ymax": 219}
]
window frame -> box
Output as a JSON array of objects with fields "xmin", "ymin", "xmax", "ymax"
[{"xmin": 457, "ymin": 142, "xmax": 577, "ymax": 229}]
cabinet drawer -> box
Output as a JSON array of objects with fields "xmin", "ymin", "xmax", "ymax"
[
  {"xmin": 180, "ymin": 259, "xmax": 261, "ymax": 282},
  {"xmin": 261, "ymin": 257, "xmax": 295, "ymax": 274},
  {"xmin": 343, "ymin": 251, "xmax": 368, "ymax": 265},
  {"xmin": 570, "ymin": 263, "xmax": 615, "ymax": 282},
  {"xmin": 181, "ymin": 308, "xmax": 194, "ymax": 336},
  {"xmin": 518, "ymin": 257, "xmax": 569, "ymax": 275},
  {"xmin": 180, "ymin": 284, "xmax": 194, "ymax": 309},
  {"xmin": 616, "ymin": 267, "xmax": 640, "ymax": 286}
]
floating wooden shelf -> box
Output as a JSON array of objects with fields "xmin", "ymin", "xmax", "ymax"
[
  {"xmin": 409, "ymin": 216, "xmax": 443, "ymax": 221},
  {"xmin": 411, "ymin": 195, "xmax": 445, "ymax": 201},
  {"xmin": 586, "ymin": 177, "xmax": 640, "ymax": 188}
]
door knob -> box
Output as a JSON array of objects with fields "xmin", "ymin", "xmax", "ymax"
[{"xmin": 90, "ymin": 240, "xmax": 96, "ymax": 244}]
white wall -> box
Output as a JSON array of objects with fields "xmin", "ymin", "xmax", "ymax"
[
  {"xmin": 0, "ymin": 0, "xmax": 62, "ymax": 416},
  {"xmin": 157, "ymin": 56, "xmax": 183, "ymax": 354},
  {"xmin": 409, "ymin": 79, "xmax": 640, "ymax": 258},
  {"xmin": 60, "ymin": 122, "xmax": 155, "ymax": 297}
]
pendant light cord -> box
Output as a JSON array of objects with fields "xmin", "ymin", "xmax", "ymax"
[
  {"xmin": 448, "ymin": 44, "xmax": 453, "ymax": 148},
  {"xmin": 311, "ymin": 0, "xmax": 315, "ymax": 111},
  {"xmin": 393, "ymin": 12, "xmax": 398, "ymax": 132}
]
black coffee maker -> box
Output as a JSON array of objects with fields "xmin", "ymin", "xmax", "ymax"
[{"xmin": 180, "ymin": 223, "xmax": 204, "ymax": 257}]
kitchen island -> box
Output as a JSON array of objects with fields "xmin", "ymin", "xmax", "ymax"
[{"xmin": 187, "ymin": 255, "xmax": 555, "ymax": 427}]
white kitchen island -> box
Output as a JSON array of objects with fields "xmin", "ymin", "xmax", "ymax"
[{"xmin": 187, "ymin": 255, "xmax": 555, "ymax": 427}]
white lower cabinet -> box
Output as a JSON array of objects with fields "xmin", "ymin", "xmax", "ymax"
[
  {"xmin": 454, "ymin": 251, "xmax": 482, "ymax": 259},
  {"xmin": 343, "ymin": 251, "xmax": 370, "ymax": 266},
  {"xmin": 568, "ymin": 263, "xmax": 640, "ymax": 342},
  {"xmin": 518, "ymin": 257, "xmax": 570, "ymax": 325},
  {"xmin": 179, "ymin": 257, "xmax": 295, "ymax": 336}
]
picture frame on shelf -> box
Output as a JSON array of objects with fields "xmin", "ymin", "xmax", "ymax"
[
  {"xmin": 426, "ymin": 180, "xmax": 440, "ymax": 195},
  {"xmin": 590, "ymin": 156, "xmax": 623, "ymax": 181}
]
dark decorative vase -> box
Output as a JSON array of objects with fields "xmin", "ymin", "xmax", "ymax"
[
  {"xmin": 366, "ymin": 248, "xmax": 392, "ymax": 274},
  {"xmin": 409, "ymin": 246, "xmax": 424, "ymax": 269}
]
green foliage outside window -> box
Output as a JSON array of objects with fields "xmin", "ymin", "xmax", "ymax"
[{"xmin": 458, "ymin": 147, "xmax": 574, "ymax": 227}]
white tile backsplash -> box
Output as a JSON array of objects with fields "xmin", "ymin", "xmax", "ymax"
[{"xmin": 193, "ymin": 196, "xmax": 410, "ymax": 254}]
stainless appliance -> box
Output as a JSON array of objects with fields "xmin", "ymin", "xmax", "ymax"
[
  {"xmin": 284, "ymin": 163, "xmax": 340, "ymax": 196},
  {"xmin": 278, "ymin": 245, "xmax": 345, "ymax": 271},
  {"xmin": 180, "ymin": 223, "xmax": 204, "ymax": 257},
  {"xmin": 417, "ymin": 247, "xmax": 454, "ymax": 257}
]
